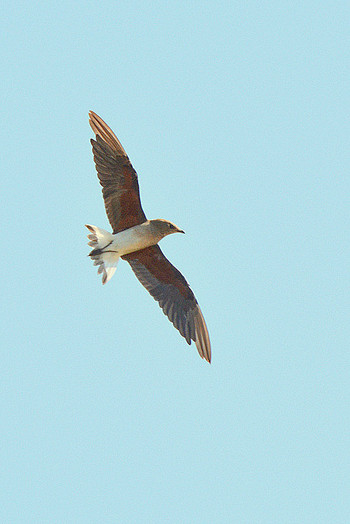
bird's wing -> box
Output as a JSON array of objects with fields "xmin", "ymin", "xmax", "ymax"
[
  {"xmin": 122, "ymin": 245, "xmax": 211, "ymax": 362},
  {"xmin": 89, "ymin": 111, "xmax": 147, "ymax": 233}
]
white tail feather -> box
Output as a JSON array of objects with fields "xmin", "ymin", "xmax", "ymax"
[{"xmin": 85, "ymin": 225, "xmax": 119, "ymax": 284}]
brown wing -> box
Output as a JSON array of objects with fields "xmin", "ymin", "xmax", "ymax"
[
  {"xmin": 89, "ymin": 111, "xmax": 147, "ymax": 233},
  {"xmin": 122, "ymin": 245, "xmax": 211, "ymax": 363}
]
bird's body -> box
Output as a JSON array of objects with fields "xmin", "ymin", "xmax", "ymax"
[
  {"xmin": 89, "ymin": 221, "xmax": 172, "ymax": 258},
  {"xmin": 86, "ymin": 111, "xmax": 211, "ymax": 362},
  {"xmin": 86, "ymin": 219, "xmax": 184, "ymax": 283}
]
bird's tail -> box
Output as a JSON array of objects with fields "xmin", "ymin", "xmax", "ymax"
[{"xmin": 85, "ymin": 225, "xmax": 119, "ymax": 284}]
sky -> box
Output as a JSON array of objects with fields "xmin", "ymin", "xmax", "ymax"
[{"xmin": 1, "ymin": 1, "xmax": 349, "ymax": 522}]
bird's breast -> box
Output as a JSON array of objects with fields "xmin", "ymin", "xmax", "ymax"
[{"xmin": 112, "ymin": 223, "xmax": 160, "ymax": 255}]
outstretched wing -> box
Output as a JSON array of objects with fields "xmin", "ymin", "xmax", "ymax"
[
  {"xmin": 123, "ymin": 245, "xmax": 211, "ymax": 363},
  {"xmin": 89, "ymin": 111, "xmax": 147, "ymax": 233}
]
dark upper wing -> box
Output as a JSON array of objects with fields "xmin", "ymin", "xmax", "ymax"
[
  {"xmin": 89, "ymin": 111, "xmax": 147, "ymax": 233},
  {"xmin": 122, "ymin": 245, "xmax": 211, "ymax": 363}
]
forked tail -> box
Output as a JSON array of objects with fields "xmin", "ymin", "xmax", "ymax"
[{"xmin": 85, "ymin": 225, "xmax": 119, "ymax": 284}]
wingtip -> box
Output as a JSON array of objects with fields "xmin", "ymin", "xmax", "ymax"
[
  {"xmin": 88, "ymin": 111, "xmax": 127, "ymax": 156},
  {"xmin": 194, "ymin": 306, "xmax": 211, "ymax": 363},
  {"xmin": 202, "ymin": 351, "xmax": 212, "ymax": 364},
  {"xmin": 88, "ymin": 110, "xmax": 99, "ymax": 124}
]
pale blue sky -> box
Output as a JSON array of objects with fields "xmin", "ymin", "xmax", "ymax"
[{"xmin": 1, "ymin": 1, "xmax": 349, "ymax": 522}]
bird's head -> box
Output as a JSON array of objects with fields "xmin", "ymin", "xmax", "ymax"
[{"xmin": 150, "ymin": 219, "xmax": 185, "ymax": 239}]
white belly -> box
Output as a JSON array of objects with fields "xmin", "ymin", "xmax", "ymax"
[{"xmin": 111, "ymin": 223, "xmax": 159, "ymax": 255}]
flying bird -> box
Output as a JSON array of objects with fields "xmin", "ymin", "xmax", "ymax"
[{"xmin": 86, "ymin": 111, "xmax": 211, "ymax": 363}]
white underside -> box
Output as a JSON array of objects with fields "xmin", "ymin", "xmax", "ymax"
[{"xmin": 86, "ymin": 223, "xmax": 159, "ymax": 284}]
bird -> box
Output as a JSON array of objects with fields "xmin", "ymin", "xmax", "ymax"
[{"xmin": 86, "ymin": 111, "xmax": 211, "ymax": 363}]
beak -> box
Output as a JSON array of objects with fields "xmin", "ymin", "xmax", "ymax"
[{"xmin": 178, "ymin": 229, "xmax": 185, "ymax": 234}]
